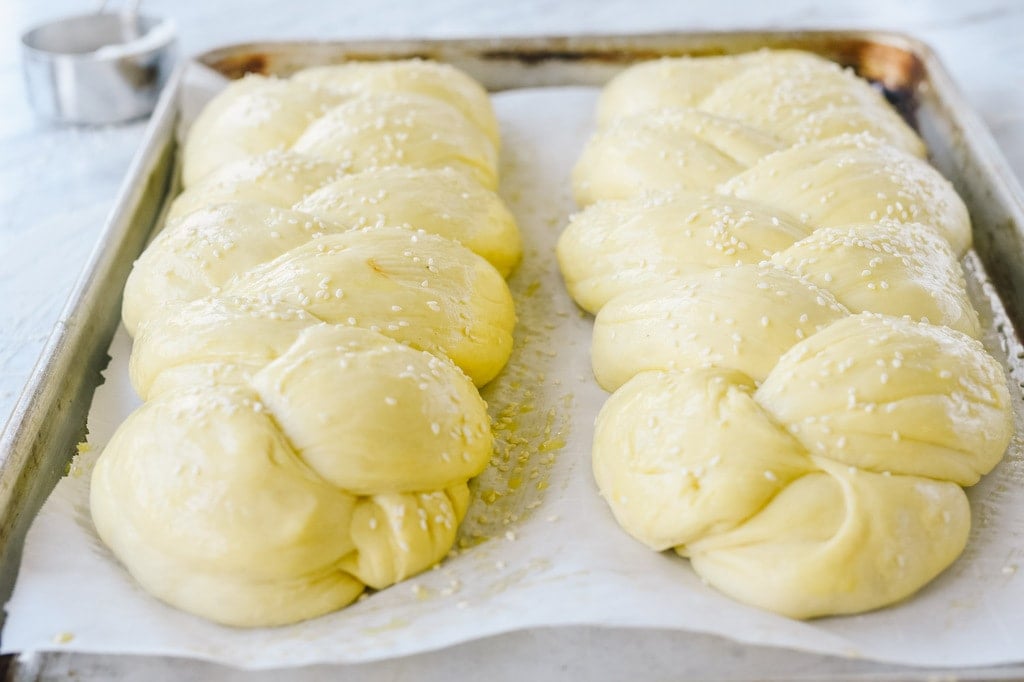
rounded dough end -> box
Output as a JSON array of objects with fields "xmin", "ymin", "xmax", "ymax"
[
  {"xmin": 689, "ymin": 465, "xmax": 970, "ymax": 619},
  {"xmin": 90, "ymin": 385, "xmax": 363, "ymax": 627}
]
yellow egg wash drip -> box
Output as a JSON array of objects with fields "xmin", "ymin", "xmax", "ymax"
[{"xmin": 459, "ymin": 265, "xmax": 574, "ymax": 549}]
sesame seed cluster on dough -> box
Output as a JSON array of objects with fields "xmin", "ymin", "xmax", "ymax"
[
  {"xmin": 90, "ymin": 60, "xmax": 520, "ymax": 628},
  {"xmin": 558, "ymin": 50, "xmax": 1014, "ymax": 618}
]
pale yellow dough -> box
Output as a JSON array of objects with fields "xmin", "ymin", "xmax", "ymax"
[
  {"xmin": 591, "ymin": 264, "xmax": 848, "ymax": 391},
  {"xmin": 129, "ymin": 227, "xmax": 516, "ymax": 388},
  {"xmin": 294, "ymin": 166, "xmax": 521, "ymax": 276},
  {"xmin": 597, "ymin": 50, "xmax": 925, "ymax": 157},
  {"xmin": 168, "ymin": 151, "xmax": 344, "ymax": 220},
  {"xmin": 93, "ymin": 325, "xmax": 487, "ymax": 627},
  {"xmin": 771, "ymin": 221, "xmax": 980, "ymax": 338},
  {"xmin": 162, "ymin": 158, "xmax": 519, "ymax": 284},
  {"xmin": 94, "ymin": 60, "xmax": 517, "ymax": 627},
  {"xmin": 564, "ymin": 209, "xmax": 978, "ymax": 336},
  {"xmin": 183, "ymin": 60, "xmax": 499, "ymax": 189},
  {"xmin": 721, "ymin": 134, "xmax": 972, "ymax": 256},
  {"xmin": 568, "ymin": 49, "xmax": 1013, "ymax": 619},
  {"xmin": 572, "ymin": 132, "xmax": 970, "ymax": 253},
  {"xmin": 182, "ymin": 75, "xmax": 345, "ymax": 188},
  {"xmin": 591, "ymin": 241, "xmax": 980, "ymax": 390},
  {"xmin": 291, "ymin": 93, "xmax": 498, "ymax": 189},
  {"xmin": 126, "ymin": 168, "xmax": 520, "ymax": 334},
  {"xmin": 594, "ymin": 315, "xmax": 1011, "ymax": 618},
  {"xmin": 122, "ymin": 203, "xmax": 335, "ymax": 334},
  {"xmin": 572, "ymin": 109, "xmax": 783, "ymax": 205},
  {"xmin": 557, "ymin": 191, "xmax": 809, "ymax": 314},
  {"xmin": 292, "ymin": 59, "xmax": 500, "ymax": 146}
]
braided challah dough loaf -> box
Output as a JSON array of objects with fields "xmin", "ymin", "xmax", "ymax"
[
  {"xmin": 560, "ymin": 50, "xmax": 1013, "ymax": 618},
  {"xmin": 91, "ymin": 60, "xmax": 518, "ymax": 627}
]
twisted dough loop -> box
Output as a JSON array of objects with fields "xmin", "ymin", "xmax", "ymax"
[
  {"xmin": 563, "ymin": 50, "xmax": 1013, "ymax": 618},
  {"xmin": 93, "ymin": 61, "xmax": 517, "ymax": 627},
  {"xmin": 590, "ymin": 220, "xmax": 981, "ymax": 391},
  {"xmin": 182, "ymin": 59, "xmax": 499, "ymax": 187},
  {"xmin": 128, "ymin": 225, "xmax": 515, "ymax": 388},
  {"xmin": 595, "ymin": 50, "xmax": 926, "ymax": 156},
  {"xmin": 571, "ymin": 133, "xmax": 971, "ymax": 257},
  {"xmin": 170, "ymin": 157, "xmax": 521, "ymax": 276}
]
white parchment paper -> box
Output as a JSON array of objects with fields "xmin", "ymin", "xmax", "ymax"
[{"xmin": 4, "ymin": 73, "xmax": 1024, "ymax": 669}]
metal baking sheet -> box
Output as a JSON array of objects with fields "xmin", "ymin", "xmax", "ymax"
[{"xmin": 2, "ymin": 30, "xmax": 1024, "ymax": 680}]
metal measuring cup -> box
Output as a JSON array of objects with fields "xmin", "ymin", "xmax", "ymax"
[{"xmin": 21, "ymin": 2, "xmax": 178, "ymax": 125}]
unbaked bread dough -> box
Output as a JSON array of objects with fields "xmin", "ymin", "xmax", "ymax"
[
  {"xmin": 573, "ymin": 132, "xmax": 970, "ymax": 253},
  {"xmin": 168, "ymin": 151, "xmax": 344, "ymax": 220},
  {"xmin": 721, "ymin": 134, "xmax": 972, "ymax": 256},
  {"xmin": 290, "ymin": 93, "xmax": 498, "ymax": 189},
  {"xmin": 183, "ymin": 71, "xmax": 498, "ymax": 189},
  {"xmin": 92, "ymin": 325, "xmax": 487, "ymax": 627},
  {"xmin": 93, "ymin": 60, "xmax": 517, "ymax": 627},
  {"xmin": 560, "ymin": 189, "xmax": 976, "ymax": 326},
  {"xmin": 126, "ymin": 173, "xmax": 520, "ymax": 337},
  {"xmin": 590, "ymin": 263, "xmax": 848, "ymax": 391},
  {"xmin": 572, "ymin": 109, "xmax": 783, "ymax": 205},
  {"xmin": 294, "ymin": 166, "xmax": 521, "ymax": 276},
  {"xmin": 564, "ymin": 49, "xmax": 1012, "ymax": 618},
  {"xmin": 597, "ymin": 50, "xmax": 925, "ymax": 157},
  {"xmin": 130, "ymin": 227, "xmax": 515, "ymax": 387},
  {"xmin": 771, "ymin": 221, "xmax": 980, "ymax": 338},
  {"xmin": 576, "ymin": 219, "xmax": 979, "ymax": 376},
  {"xmin": 293, "ymin": 59, "xmax": 500, "ymax": 146},
  {"xmin": 593, "ymin": 315, "xmax": 1011, "ymax": 618},
  {"xmin": 182, "ymin": 75, "xmax": 345, "ymax": 188},
  {"xmin": 123, "ymin": 203, "xmax": 336, "ymax": 333},
  {"xmin": 557, "ymin": 191, "xmax": 809, "ymax": 314},
  {"xmin": 165, "ymin": 157, "xmax": 520, "ymax": 278}
]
